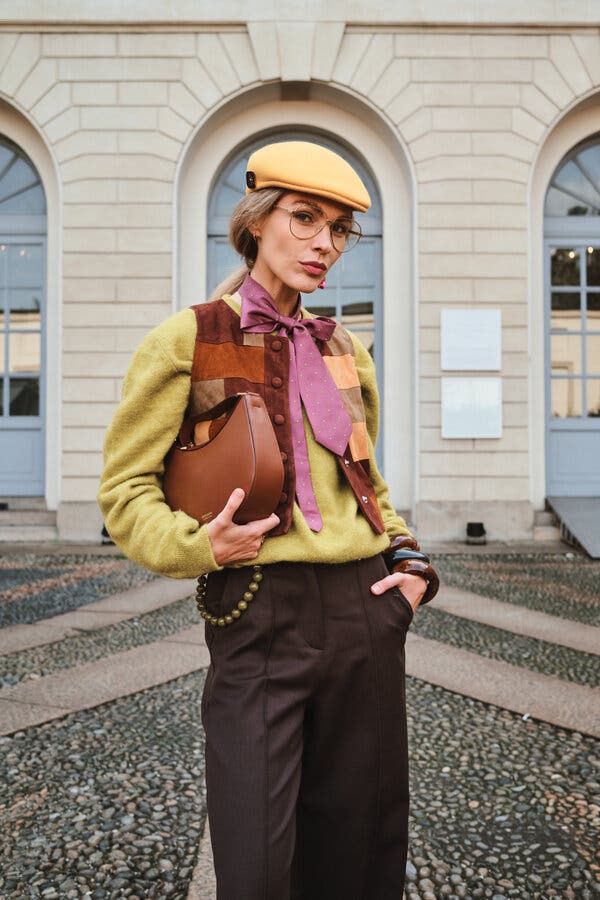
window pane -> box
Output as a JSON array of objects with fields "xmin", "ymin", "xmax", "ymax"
[
  {"xmin": 587, "ymin": 292, "xmax": 600, "ymax": 331},
  {"xmin": 9, "ymin": 288, "xmax": 42, "ymax": 328},
  {"xmin": 7, "ymin": 243, "xmax": 43, "ymax": 288},
  {"xmin": 551, "ymin": 248, "xmax": 580, "ymax": 286},
  {"xmin": 587, "ymin": 335, "xmax": 600, "ymax": 375},
  {"xmin": 551, "ymin": 333, "xmax": 582, "ymax": 375},
  {"xmin": 341, "ymin": 301, "xmax": 375, "ymax": 352},
  {"xmin": 553, "ymin": 161, "xmax": 600, "ymax": 213},
  {"xmin": 588, "ymin": 380, "xmax": 600, "ymax": 417},
  {"xmin": 9, "ymin": 332, "xmax": 40, "ymax": 373},
  {"xmin": 339, "ymin": 241, "xmax": 376, "ymax": 288},
  {"xmin": 544, "ymin": 185, "xmax": 592, "ymax": 217},
  {"xmin": 9, "ymin": 377, "xmax": 39, "ymax": 415},
  {"xmin": 551, "ymin": 379, "xmax": 582, "ymax": 417},
  {"xmin": 0, "ymin": 141, "xmax": 45, "ymax": 215},
  {"xmin": 551, "ymin": 292, "xmax": 581, "ymax": 331},
  {"xmin": 304, "ymin": 304, "xmax": 336, "ymax": 317},
  {"xmin": 578, "ymin": 144, "xmax": 600, "ymax": 192},
  {"xmin": 586, "ymin": 246, "xmax": 600, "ymax": 287}
]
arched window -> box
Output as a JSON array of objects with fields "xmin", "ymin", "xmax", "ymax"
[
  {"xmin": 0, "ymin": 136, "xmax": 46, "ymax": 495},
  {"xmin": 207, "ymin": 131, "xmax": 384, "ymax": 458},
  {"xmin": 544, "ymin": 134, "xmax": 600, "ymax": 496},
  {"xmin": 545, "ymin": 137, "xmax": 600, "ymax": 217}
]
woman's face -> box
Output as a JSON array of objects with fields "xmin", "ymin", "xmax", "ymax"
[{"xmin": 251, "ymin": 191, "xmax": 353, "ymax": 297}]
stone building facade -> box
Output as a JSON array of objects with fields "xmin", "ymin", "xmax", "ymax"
[{"xmin": 0, "ymin": 1, "xmax": 599, "ymax": 542}]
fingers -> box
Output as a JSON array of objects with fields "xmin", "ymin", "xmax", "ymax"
[
  {"xmin": 254, "ymin": 512, "xmax": 280, "ymax": 535},
  {"xmin": 371, "ymin": 574, "xmax": 398, "ymax": 595},
  {"xmin": 218, "ymin": 488, "xmax": 246, "ymax": 523}
]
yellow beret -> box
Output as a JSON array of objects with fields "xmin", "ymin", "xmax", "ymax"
[{"xmin": 245, "ymin": 141, "xmax": 371, "ymax": 213}]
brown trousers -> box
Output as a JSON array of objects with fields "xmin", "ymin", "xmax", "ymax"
[{"xmin": 200, "ymin": 554, "xmax": 413, "ymax": 900}]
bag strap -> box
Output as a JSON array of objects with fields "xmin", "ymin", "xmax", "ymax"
[{"xmin": 177, "ymin": 392, "xmax": 261, "ymax": 446}]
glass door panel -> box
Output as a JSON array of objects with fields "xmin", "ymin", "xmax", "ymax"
[{"xmin": 551, "ymin": 379, "xmax": 582, "ymax": 417}]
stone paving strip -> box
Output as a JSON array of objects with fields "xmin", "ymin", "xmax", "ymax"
[
  {"xmin": 406, "ymin": 634, "xmax": 600, "ymax": 739},
  {"xmin": 0, "ymin": 596, "xmax": 199, "ymax": 689},
  {"xmin": 0, "ymin": 630, "xmax": 209, "ymax": 735},
  {"xmin": 413, "ymin": 606, "xmax": 600, "ymax": 689},
  {"xmin": 0, "ymin": 577, "xmax": 197, "ymax": 655},
  {"xmin": 433, "ymin": 552, "xmax": 600, "ymax": 626},
  {"xmin": 434, "ymin": 584, "xmax": 600, "ymax": 655},
  {"xmin": 1, "ymin": 623, "xmax": 597, "ymax": 739}
]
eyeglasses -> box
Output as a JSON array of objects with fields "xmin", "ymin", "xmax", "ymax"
[{"xmin": 274, "ymin": 204, "xmax": 362, "ymax": 253}]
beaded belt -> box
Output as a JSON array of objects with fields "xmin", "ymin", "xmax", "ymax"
[{"xmin": 196, "ymin": 565, "xmax": 263, "ymax": 627}]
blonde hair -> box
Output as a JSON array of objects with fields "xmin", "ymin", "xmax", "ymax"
[{"xmin": 208, "ymin": 187, "xmax": 286, "ymax": 301}]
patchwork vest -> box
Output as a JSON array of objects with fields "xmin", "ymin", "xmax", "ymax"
[{"xmin": 187, "ymin": 297, "xmax": 385, "ymax": 537}]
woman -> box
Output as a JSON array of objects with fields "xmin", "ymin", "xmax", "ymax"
[{"xmin": 98, "ymin": 140, "xmax": 439, "ymax": 900}]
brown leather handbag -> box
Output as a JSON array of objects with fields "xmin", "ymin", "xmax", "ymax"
[{"xmin": 163, "ymin": 393, "xmax": 285, "ymax": 525}]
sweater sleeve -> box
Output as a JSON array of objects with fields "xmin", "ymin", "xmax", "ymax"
[
  {"xmin": 350, "ymin": 333, "xmax": 413, "ymax": 541},
  {"xmin": 97, "ymin": 308, "xmax": 222, "ymax": 579}
]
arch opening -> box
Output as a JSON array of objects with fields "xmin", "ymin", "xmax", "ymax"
[
  {"xmin": 0, "ymin": 99, "xmax": 60, "ymax": 508},
  {"xmin": 176, "ymin": 82, "xmax": 417, "ymax": 511},
  {"xmin": 530, "ymin": 94, "xmax": 600, "ymax": 504}
]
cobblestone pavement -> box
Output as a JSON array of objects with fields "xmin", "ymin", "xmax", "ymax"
[
  {"xmin": 0, "ymin": 549, "xmax": 599, "ymax": 899},
  {"xmin": 1, "ymin": 672, "xmax": 598, "ymax": 899},
  {"xmin": 0, "ymin": 671, "xmax": 208, "ymax": 899},
  {"xmin": 0, "ymin": 555, "xmax": 158, "ymax": 628}
]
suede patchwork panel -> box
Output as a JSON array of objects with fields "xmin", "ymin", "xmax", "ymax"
[
  {"xmin": 188, "ymin": 378, "xmax": 226, "ymax": 416},
  {"xmin": 349, "ymin": 421, "xmax": 369, "ymax": 462},
  {"xmin": 323, "ymin": 354, "xmax": 361, "ymax": 391},
  {"xmin": 193, "ymin": 341, "xmax": 265, "ymax": 383}
]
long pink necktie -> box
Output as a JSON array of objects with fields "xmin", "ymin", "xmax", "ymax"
[{"xmin": 240, "ymin": 276, "xmax": 353, "ymax": 531}]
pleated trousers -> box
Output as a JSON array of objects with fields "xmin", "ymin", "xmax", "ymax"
[{"xmin": 200, "ymin": 553, "xmax": 413, "ymax": 900}]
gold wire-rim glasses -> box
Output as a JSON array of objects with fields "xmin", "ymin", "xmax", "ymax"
[{"xmin": 274, "ymin": 204, "xmax": 362, "ymax": 253}]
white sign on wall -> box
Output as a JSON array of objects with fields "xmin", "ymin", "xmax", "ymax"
[
  {"xmin": 441, "ymin": 377, "xmax": 503, "ymax": 439},
  {"xmin": 441, "ymin": 309, "xmax": 502, "ymax": 371}
]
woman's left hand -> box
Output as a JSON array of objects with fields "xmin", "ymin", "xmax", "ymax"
[{"xmin": 370, "ymin": 571, "xmax": 427, "ymax": 613}]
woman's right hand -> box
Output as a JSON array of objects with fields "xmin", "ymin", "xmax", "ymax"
[{"xmin": 206, "ymin": 488, "xmax": 280, "ymax": 566}]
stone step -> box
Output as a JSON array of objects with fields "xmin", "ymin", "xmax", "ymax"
[
  {"xmin": 0, "ymin": 496, "xmax": 47, "ymax": 511},
  {"xmin": 534, "ymin": 510, "xmax": 556, "ymax": 527},
  {"xmin": 0, "ymin": 524, "xmax": 59, "ymax": 542},
  {"xmin": 0, "ymin": 510, "xmax": 56, "ymax": 526},
  {"xmin": 533, "ymin": 524, "xmax": 562, "ymax": 541}
]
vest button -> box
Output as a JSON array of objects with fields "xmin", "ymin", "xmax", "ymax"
[
  {"xmin": 271, "ymin": 376, "xmax": 283, "ymax": 388},
  {"xmin": 271, "ymin": 339, "xmax": 283, "ymax": 351},
  {"xmin": 280, "ymin": 492, "xmax": 288, "ymax": 503},
  {"xmin": 274, "ymin": 414, "xmax": 285, "ymax": 425},
  {"xmin": 280, "ymin": 451, "xmax": 288, "ymax": 462}
]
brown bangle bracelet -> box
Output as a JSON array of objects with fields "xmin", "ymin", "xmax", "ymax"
[
  {"xmin": 388, "ymin": 534, "xmax": 421, "ymax": 553},
  {"xmin": 391, "ymin": 558, "xmax": 439, "ymax": 605}
]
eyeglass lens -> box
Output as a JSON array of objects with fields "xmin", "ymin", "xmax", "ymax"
[{"xmin": 284, "ymin": 206, "xmax": 361, "ymax": 252}]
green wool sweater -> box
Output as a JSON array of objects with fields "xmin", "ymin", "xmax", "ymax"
[{"xmin": 97, "ymin": 297, "xmax": 412, "ymax": 579}]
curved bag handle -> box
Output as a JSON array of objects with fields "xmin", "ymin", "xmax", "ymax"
[{"xmin": 177, "ymin": 394, "xmax": 245, "ymax": 446}]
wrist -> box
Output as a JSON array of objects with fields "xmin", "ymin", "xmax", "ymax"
[
  {"xmin": 391, "ymin": 559, "xmax": 439, "ymax": 605},
  {"xmin": 384, "ymin": 536, "xmax": 439, "ymax": 605}
]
